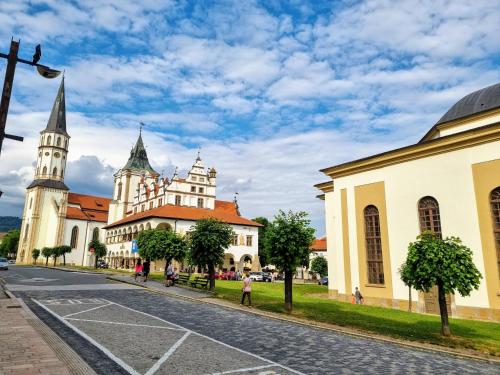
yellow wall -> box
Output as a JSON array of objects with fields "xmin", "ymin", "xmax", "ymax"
[
  {"xmin": 341, "ymin": 189, "xmax": 352, "ymax": 295},
  {"xmin": 472, "ymin": 159, "xmax": 500, "ymax": 310},
  {"xmin": 354, "ymin": 182, "xmax": 393, "ymax": 299}
]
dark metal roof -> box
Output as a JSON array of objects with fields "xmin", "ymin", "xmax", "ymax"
[
  {"xmin": 122, "ymin": 132, "xmax": 158, "ymax": 175},
  {"xmin": 27, "ymin": 179, "xmax": 69, "ymax": 191},
  {"xmin": 42, "ymin": 77, "xmax": 69, "ymax": 137},
  {"xmin": 436, "ymin": 82, "xmax": 500, "ymax": 125}
]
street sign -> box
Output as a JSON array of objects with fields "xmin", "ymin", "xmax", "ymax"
[{"xmin": 131, "ymin": 240, "xmax": 138, "ymax": 254}]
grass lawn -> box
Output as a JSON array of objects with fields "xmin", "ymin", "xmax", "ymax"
[{"xmin": 213, "ymin": 280, "xmax": 500, "ymax": 356}]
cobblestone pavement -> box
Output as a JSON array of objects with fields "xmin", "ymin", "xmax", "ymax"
[
  {"xmin": 13, "ymin": 289, "xmax": 499, "ymax": 375},
  {"xmin": 0, "ymin": 297, "xmax": 71, "ymax": 375}
]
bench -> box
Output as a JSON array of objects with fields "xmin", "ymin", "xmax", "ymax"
[
  {"xmin": 176, "ymin": 274, "xmax": 190, "ymax": 285},
  {"xmin": 190, "ymin": 276, "xmax": 209, "ymax": 289}
]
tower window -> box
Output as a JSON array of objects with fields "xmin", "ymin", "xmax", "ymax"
[
  {"xmin": 42, "ymin": 166, "xmax": 47, "ymax": 176},
  {"xmin": 24, "ymin": 224, "xmax": 29, "ymax": 240},
  {"xmin": 141, "ymin": 204, "xmax": 145, "ymax": 212},
  {"xmin": 149, "ymin": 202, "xmax": 153, "ymax": 210},
  {"xmin": 56, "ymin": 137, "xmax": 61, "ymax": 147},
  {"xmin": 52, "ymin": 167, "xmax": 58, "ymax": 177},
  {"xmin": 191, "ymin": 186, "xmax": 196, "ymax": 193},
  {"xmin": 175, "ymin": 195, "xmax": 181, "ymax": 206},
  {"xmin": 61, "ymin": 169, "xmax": 64, "ymax": 178},
  {"xmin": 197, "ymin": 198, "xmax": 204, "ymax": 208},
  {"xmin": 64, "ymin": 139, "xmax": 68, "ymax": 148},
  {"xmin": 47, "ymin": 136, "xmax": 51, "ymax": 145},
  {"xmin": 158, "ymin": 198, "xmax": 163, "ymax": 206},
  {"xmin": 29, "ymin": 198, "xmax": 33, "ymax": 209},
  {"xmin": 117, "ymin": 182, "xmax": 122, "ymax": 201},
  {"xmin": 198, "ymin": 187, "xmax": 204, "ymax": 194}
]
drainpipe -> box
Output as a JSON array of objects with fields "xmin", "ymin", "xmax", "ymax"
[{"xmin": 81, "ymin": 219, "xmax": 90, "ymax": 266}]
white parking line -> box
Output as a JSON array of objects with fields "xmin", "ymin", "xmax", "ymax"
[
  {"xmin": 144, "ymin": 331, "xmax": 191, "ymax": 375},
  {"xmin": 208, "ymin": 364, "xmax": 275, "ymax": 375},
  {"xmin": 32, "ymin": 298, "xmax": 304, "ymax": 375},
  {"xmin": 65, "ymin": 318, "xmax": 185, "ymax": 331},
  {"xmin": 62, "ymin": 303, "xmax": 112, "ymax": 318},
  {"xmin": 33, "ymin": 299, "xmax": 141, "ymax": 375}
]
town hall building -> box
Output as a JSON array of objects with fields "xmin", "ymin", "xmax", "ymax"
[{"xmin": 16, "ymin": 78, "xmax": 261, "ymax": 273}]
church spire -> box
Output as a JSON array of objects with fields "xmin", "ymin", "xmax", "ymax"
[
  {"xmin": 43, "ymin": 76, "xmax": 68, "ymax": 137},
  {"xmin": 122, "ymin": 131, "xmax": 158, "ymax": 175}
]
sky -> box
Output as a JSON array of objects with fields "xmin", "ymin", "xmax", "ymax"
[{"xmin": 0, "ymin": 0, "xmax": 499, "ymax": 235}]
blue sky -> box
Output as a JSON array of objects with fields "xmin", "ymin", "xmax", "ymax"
[{"xmin": 0, "ymin": 0, "xmax": 499, "ymax": 234}]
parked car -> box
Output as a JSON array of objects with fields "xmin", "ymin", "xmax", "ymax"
[
  {"xmin": 0, "ymin": 257, "xmax": 8, "ymax": 270},
  {"xmin": 8, "ymin": 259, "xmax": 16, "ymax": 264},
  {"xmin": 262, "ymin": 272, "xmax": 272, "ymax": 282},
  {"xmin": 318, "ymin": 276, "xmax": 328, "ymax": 286},
  {"xmin": 249, "ymin": 272, "xmax": 264, "ymax": 282},
  {"xmin": 96, "ymin": 259, "xmax": 109, "ymax": 269}
]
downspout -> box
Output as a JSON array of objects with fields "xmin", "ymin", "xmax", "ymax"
[{"xmin": 81, "ymin": 211, "xmax": 91, "ymax": 266}]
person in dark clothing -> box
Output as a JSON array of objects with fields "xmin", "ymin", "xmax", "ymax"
[{"xmin": 142, "ymin": 259, "xmax": 151, "ymax": 282}]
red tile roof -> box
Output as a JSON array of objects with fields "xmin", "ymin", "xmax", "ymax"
[
  {"xmin": 310, "ymin": 237, "xmax": 327, "ymax": 251},
  {"xmin": 104, "ymin": 200, "xmax": 261, "ymax": 229},
  {"xmin": 66, "ymin": 192, "xmax": 110, "ymax": 223}
]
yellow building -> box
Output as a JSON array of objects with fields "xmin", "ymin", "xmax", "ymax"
[{"xmin": 316, "ymin": 83, "xmax": 500, "ymax": 321}]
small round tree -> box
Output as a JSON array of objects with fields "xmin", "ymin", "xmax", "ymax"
[
  {"xmin": 310, "ymin": 256, "xmax": 328, "ymax": 279},
  {"xmin": 32, "ymin": 249, "xmax": 40, "ymax": 265},
  {"xmin": 264, "ymin": 210, "xmax": 315, "ymax": 312},
  {"xmin": 88, "ymin": 239, "xmax": 107, "ymax": 268},
  {"xmin": 57, "ymin": 245, "xmax": 72, "ymax": 266},
  {"xmin": 400, "ymin": 232, "xmax": 482, "ymax": 336},
  {"xmin": 51, "ymin": 246, "xmax": 60, "ymax": 266},
  {"xmin": 42, "ymin": 247, "xmax": 52, "ymax": 266},
  {"xmin": 189, "ymin": 218, "xmax": 234, "ymax": 292},
  {"xmin": 137, "ymin": 228, "xmax": 188, "ymax": 265}
]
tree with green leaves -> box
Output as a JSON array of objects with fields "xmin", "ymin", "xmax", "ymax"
[
  {"xmin": 189, "ymin": 218, "xmax": 234, "ymax": 292},
  {"xmin": 0, "ymin": 229, "xmax": 20, "ymax": 258},
  {"xmin": 51, "ymin": 246, "xmax": 60, "ymax": 266},
  {"xmin": 137, "ymin": 229, "xmax": 188, "ymax": 265},
  {"xmin": 57, "ymin": 245, "xmax": 72, "ymax": 266},
  {"xmin": 88, "ymin": 239, "xmax": 107, "ymax": 268},
  {"xmin": 32, "ymin": 249, "xmax": 40, "ymax": 265},
  {"xmin": 264, "ymin": 210, "xmax": 315, "ymax": 312},
  {"xmin": 252, "ymin": 217, "xmax": 269, "ymax": 266},
  {"xmin": 400, "ymin": 232, "xmax": 482, "ymax": 336},
  {"xmin": 310, "ymin": 256, "xmax": 328, "ymax": 279},
  {"xmin": 42, "ymin": 247, "xmax": 52, "ymax": 266}
]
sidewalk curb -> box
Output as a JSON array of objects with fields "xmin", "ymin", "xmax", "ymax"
[{"xmin": 107, "ymin": 275, "xmax": 499, "ymax": 365}]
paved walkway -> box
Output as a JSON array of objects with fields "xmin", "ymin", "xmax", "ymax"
[{"xmin": 0, "ymin": 297, "xmax": 71, "ymax": 375}]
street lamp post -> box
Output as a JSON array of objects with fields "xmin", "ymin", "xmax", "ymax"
[{"xmin": 0, "ymin": 38, "xmax": 61, "ymax": 157}]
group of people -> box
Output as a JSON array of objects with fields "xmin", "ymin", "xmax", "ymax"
[
  {"xmin": 133, "ymin": 259, "xmax": 150, "ymax": 282},
  {"xmin": 164, "ymin": 263, "xmax": 179, "ymax": 287},
  {"xmin": 351, "ymin": 287, "xmax": 364, "ymax": 304}
]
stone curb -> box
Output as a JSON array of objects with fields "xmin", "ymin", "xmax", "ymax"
[
  {"xmin": 107, "ymin": 275, "xmax": 499, "ymax": 365},
  {"xmin": 2, "ymin": 288, "xmax": 96, "ymax": 375}
]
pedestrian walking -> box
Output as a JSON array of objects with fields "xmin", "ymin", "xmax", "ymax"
[
  {"xmin": 236, "ymin": 270, "xmax": 241, "ymax": 281},
  {"xmin": 142, "ymin": 259, "xmax": 150, "ymax": 282},
  {"xmin": 355, "ymin": 287, "xmax": 363, "ymax": 304},
  {"xmin": 350, "ymin": 293, "xmax": 356, "ymax": 304},
  {"xmin": 240, "ymin": 272, "xmax": 252, "ymax": 307},
  {"xmin": 164, "ymin": 263, "xmax": 174, "ymax": 287},
  {"xmin": 134, "ymin": 259, "xmax": 143, "ymax": 282}
]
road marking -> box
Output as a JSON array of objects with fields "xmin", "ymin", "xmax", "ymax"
[
  {"xmin": 208, "ymin": 364, "xmax": 276, "ymax": 374},
  {"xmin": 40, "ymin": 298, "xmax": 108, "ymax": 305},
  {"xmin": 144, "ymin": 331, "xmax": 191, "ymax": 375},
  {"xmin": 65, "ymin": 318, "xmax": 185, "ymax": 331},
  {"xmin": 32, "ymin": 299, "xmax": 141, "ymax": 375},
  {"xmin": 107, "ymin": 300, "xmax": 305, "ymax": 375},
  {"xmin": 62, "ymin": 303, "xmax": 112, "ymax": 318}
]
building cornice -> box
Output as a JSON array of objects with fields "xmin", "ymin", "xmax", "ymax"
[{"xmin": 320, "ymin": 122, "xmax": 500, "ymax": 179}]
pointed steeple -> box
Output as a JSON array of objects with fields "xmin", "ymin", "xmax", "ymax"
[
  {"xmin": 43, "ymin": 76, "xmax": 69, "ymax": 137},
  {"xmin": 123, "ymin": 131, "xmax": 158, "ymax": 175}
]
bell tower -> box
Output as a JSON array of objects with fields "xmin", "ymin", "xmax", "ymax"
[{"xmin": 17, "ymin": 78, "xmax": 70, "ymax": 263}]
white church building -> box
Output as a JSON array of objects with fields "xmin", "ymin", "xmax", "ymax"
[{"xmin": 16, "ymin": 78, "xmax": 261, "ymax": 273}]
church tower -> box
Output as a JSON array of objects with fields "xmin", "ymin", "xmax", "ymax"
[
  {"xmin": 108, "ymin": 130, "xmax": 158, "ymax": 224},
  {"xmin": 17, "ymin": 78, "xmax": 70, "ymax": 263}
]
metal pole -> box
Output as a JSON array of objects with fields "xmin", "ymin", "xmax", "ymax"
[{"xmin": 0, "ymin": 40, "xmax": 19, "ymax": 156}]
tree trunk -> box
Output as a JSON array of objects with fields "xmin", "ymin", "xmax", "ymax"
[
  {"xmin": 208, "ymin": 263, "xmax": 215, "ymax": 292},
  {"xmin": 45, "ymin": 257, "xmax": 48, "ymax": 266},
  {"xmin": 63, "ymin": 254, "xmax": 66, "ymax": 266},
  {"xmin": 95, "ymin": 255, "xmax": 98, "ymax": 269},
  {"xmin": 284, "ymin": 271, "xmax": 293, "ymax": 312},
  {"xmin": 437, "ymin": 281, "xmax": 451, "ymax": 336},
  {"xmin": 53, "ymin": 257, "xmax": 56, "ymax": 266},
  {"xmin": 408, "ymin": 285, "xmax": 412, "ymax": 312},
  {"xmin": 34, "ymin": 259, "xmax": 37, "ymax": 265}
]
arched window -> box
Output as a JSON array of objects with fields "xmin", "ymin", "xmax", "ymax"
[
  {"xmin": 24, "ymin": 224, "xmax": 29, "ymax": 240},
  {"xmin": 117, "ymin": 182, "xmax": 122, "ymax": 200},
  {"xmin": 61, "ymin": 169, "xmax": 64, "ymax": 177},
  {"xmin": 490, "ymin": 187, "xmax": 500, "ymax": 276},
  {"xmin": 364, "ymin": 205, "xmax": 384, "ymax": 284},
  {"xmin": 42, "ymin": 166, "xmax": 47, "ymax": 176},
  {"xmin": 197, "ymin": 198, "xmax": 204, "ymax": 208},
  {"xmin": 92, "ymin": 228, "xmax": 99, "ymax": 241},
  {"xmin": 46, "ymin": 136, "xmax": 51, "ymax": 145},
  {"xmin": 70, "ymin": 226, "xmax": 79, "ymax": 248},
  {"xmin": 175, "ymin": 195, "xmax": 181, "ymax": 206},
  {"xmin": 418, "ymin": 196, "xmax": 442, "ymax": 238},
  {"xmin": 56, "ymin": 137, "xmax": 61, "ymax": 147},
  {"xmin": 52, "ymin": 167, "xmax": 58, "ymax": 177},
  {"xmin": 64, "ymin": 139, "xmax": 68, "ymax": 149}
]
